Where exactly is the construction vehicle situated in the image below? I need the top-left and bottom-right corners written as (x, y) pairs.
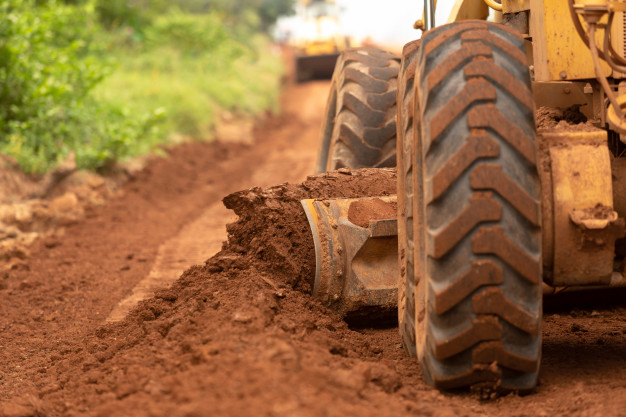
top-left (290, 0), bottom-right (350, 81)
top-left (303, 0), bottom-right (626, 391)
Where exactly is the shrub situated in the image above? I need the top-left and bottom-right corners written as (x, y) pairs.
top-left (95, 0), bottom-right (151, 31)
top-left (94, 13), bottom-right (283, 139)
top-left (145, 12), bottom-right (232, 54)
top-left (0, 0), bottom-right (162, 173)
top-left (0, 1), bottom-right (284, 174)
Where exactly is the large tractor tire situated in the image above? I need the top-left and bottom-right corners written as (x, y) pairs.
top-left (397, 21), bottom-right (542, 391)
top-left (315, 47), bottom-right (400, 173)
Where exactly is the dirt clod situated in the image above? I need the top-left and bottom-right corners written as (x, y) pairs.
top-left (536, 106), bottom-right (596, 131)
top-left (348, 197), bottom-right (397, 228)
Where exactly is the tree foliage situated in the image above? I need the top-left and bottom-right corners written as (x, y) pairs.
top-left (94, 0), bottom-right (295, 32)
top-left (0, 0), bottom-right (162, 173)
top-left (0, 0), bottom-right (286, 173)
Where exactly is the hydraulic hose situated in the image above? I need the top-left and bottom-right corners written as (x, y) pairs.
top-left (568, 0), bottom-right (626, 66)
top-left (588, 23), bottom-right (623, 122)
top-left (603, 12), bottom-right (626, 74)
top-left (484, 0), bottom-right (502, 12)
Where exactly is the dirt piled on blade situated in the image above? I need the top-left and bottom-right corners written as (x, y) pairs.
top-left (221, 168), bottom-right (396, 292)
top-left (29, 168), bottom-right (434, 417)
top-left (536, 106), bottom-right (596, 131)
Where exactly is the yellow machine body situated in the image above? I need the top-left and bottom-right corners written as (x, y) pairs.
top-left (531, 0), bottom-right (614, 81)
top-left (450, 0), bottom-right (625, 81)
top-left (538, 129), bottom-right (625, 286)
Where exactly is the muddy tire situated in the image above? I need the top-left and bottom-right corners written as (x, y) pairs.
top-left (397, 39), bottom-right (421, 358)
top-left (315, 47), bottom-right (400, 173)
top-left (398, 21), bottom-right (542, 390)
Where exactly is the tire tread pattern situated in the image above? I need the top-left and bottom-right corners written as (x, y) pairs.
top-left (400, 21), bottom-right (542, 391)
top-left (320, 47), bottom-right (401, 171)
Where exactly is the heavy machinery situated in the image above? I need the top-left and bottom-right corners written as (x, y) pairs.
top-left (303, 0), bottom-right (626, 391)
top-left (290, 0), bottom-right (350, 81)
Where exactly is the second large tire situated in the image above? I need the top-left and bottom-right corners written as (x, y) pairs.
top-left (398, 21), bottom-right (542, 391)
top-left (315, 47), bottom-right (400, 173)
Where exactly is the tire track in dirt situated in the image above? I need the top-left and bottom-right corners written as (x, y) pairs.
top-left (105, 203), bottom-right (236, 323)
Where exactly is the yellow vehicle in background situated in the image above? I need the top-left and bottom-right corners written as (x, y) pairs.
top-left (290, 0), bottom-right (351, 81)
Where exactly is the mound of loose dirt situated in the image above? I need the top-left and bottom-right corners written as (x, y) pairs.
top-left (347, 198), bottom-right (397, 229)
top-left (536, 106), bottom-right (596, 131)
top-left (222, 168), bottom-right (397, 292)
top-left (26, 168), bottom-right (437, 417)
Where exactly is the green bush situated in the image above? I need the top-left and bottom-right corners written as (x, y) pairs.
top-left (95, 0), bottom-right (151, 31)
top-left (95, 32), bottom-right (282, 139)
top-left (92, 8), bottom-right (283, 139)
top-left (0, 0), bottom-right (162, 173)
top-left (144, 12), bottom-right (236, 55)
top-left (0, 1), bottom-right (285, 174)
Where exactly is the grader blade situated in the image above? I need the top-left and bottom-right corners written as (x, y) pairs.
top-left (301, 196), bottom-right (398, 320)
top-left (295, 53), bottom-right (339, 81)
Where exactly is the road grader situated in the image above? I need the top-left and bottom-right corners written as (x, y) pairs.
top-left (302, 0), bottom-right (626, 391)
top-left (289, 0), bottom-right (351, 81)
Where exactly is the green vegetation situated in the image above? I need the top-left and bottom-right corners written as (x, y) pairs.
top-left (95, 12), bottom-right (283, 139)
top-left (0, 0), bottom-right (291, 173)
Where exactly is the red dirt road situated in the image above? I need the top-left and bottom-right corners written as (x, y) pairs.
top-left (1, 81), bottom-right (626, 417)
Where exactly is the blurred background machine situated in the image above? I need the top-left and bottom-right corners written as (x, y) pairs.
top-left (289, 0), bottom-right (352, 81)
